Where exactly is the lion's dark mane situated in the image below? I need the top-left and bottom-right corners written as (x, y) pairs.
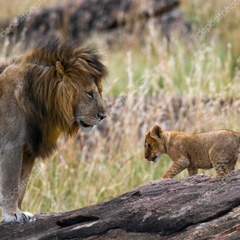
top-left (12, 38), bottom-right (108, 157)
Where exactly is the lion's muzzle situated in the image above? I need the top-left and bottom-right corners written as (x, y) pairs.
top-left (78, 110), bottom-right (107, 129)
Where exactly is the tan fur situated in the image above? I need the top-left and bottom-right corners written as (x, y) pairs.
top-left (0, 39), bottom-right (108, 222)
top-left (145, 125), bottom-right (240, 179)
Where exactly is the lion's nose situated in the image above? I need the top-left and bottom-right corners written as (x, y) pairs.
top-left (98, 112), bottom-right (107, 121)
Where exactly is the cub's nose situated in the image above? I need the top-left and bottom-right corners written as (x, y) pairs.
top-left (98, 112), bottom-right (107, 121)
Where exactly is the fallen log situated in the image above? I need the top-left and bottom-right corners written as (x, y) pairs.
top-left (1, 171), bottom-right (240, 240)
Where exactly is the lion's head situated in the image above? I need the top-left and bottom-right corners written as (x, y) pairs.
top-left (14, 38), bottom-right (108, 156)
top-left (145, 125), bottom-right (165, 163)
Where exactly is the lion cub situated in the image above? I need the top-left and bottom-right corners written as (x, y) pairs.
top-left (145, 125), bottom-right (240, 178)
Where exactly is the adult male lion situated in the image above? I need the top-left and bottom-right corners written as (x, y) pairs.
top-left (0, 39), bottom-right (108, 222)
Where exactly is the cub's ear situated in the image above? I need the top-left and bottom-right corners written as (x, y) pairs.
top-left (151, 125), bottom-right (162, 139)
top-left (56, 61), bottom-right (65, 76)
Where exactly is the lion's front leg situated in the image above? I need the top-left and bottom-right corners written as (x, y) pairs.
top-left (0, 145), bottom-right (36, 223)
top-left (18, 150), bottom-right (35, 210)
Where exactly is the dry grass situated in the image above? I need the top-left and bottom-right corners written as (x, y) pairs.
top-left (0, 0), bottom-right (63, 22)
top-left (1, 0), bottom-right (240, 215)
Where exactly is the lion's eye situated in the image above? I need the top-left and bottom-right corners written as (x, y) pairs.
top-left (147, 144), bottom-right (151, 149)
top-left (87, 92), bottom-right (94, 99)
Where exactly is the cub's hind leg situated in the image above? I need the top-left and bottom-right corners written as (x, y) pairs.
top-left (213, 156), bottom-right (237, 178)
top-left (214, 161), bottom-right (230, 178)
top-left (187, 167), bottom-right (198, 176)
top-left (215, 165), bottom-right (229, 178)
top-left (227, 156), bottom-right (238, 174)
top-left (209, 145), bottom-right (231, 178)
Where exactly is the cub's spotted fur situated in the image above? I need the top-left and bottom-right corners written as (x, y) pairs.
top-left (145, 125), bottom-right (240, 178)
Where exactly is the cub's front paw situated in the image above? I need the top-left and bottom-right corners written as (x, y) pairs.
top-left (160, 178), bottom-right (170, 181)
top-left (161, 176), bottom-right (172, 180)
top-left (4, 212), bottom-right (36, 223)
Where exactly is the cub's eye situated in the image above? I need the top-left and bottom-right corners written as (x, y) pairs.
top-left (147, 144), bottom-right (151, 149)
top-left (87, 92), bottom-right (94, 99)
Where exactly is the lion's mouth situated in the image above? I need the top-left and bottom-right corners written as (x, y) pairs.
top-left (79, 121), bottom-right (93, 128)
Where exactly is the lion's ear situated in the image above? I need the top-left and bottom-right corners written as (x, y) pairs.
top-left (151, 125), bottom-right (162, 139)
top-left (56, 61), bottom-right (65, 75)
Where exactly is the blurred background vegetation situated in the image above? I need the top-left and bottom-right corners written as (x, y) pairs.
top-left (0, 0), bottom-right (240, 216)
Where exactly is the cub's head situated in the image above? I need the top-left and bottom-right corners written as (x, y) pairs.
top-left (145, 125), bottom-right (165, 163)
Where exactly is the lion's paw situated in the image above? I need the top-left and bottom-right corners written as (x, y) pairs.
top-left (4, 212), bottom-right (36, 223)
